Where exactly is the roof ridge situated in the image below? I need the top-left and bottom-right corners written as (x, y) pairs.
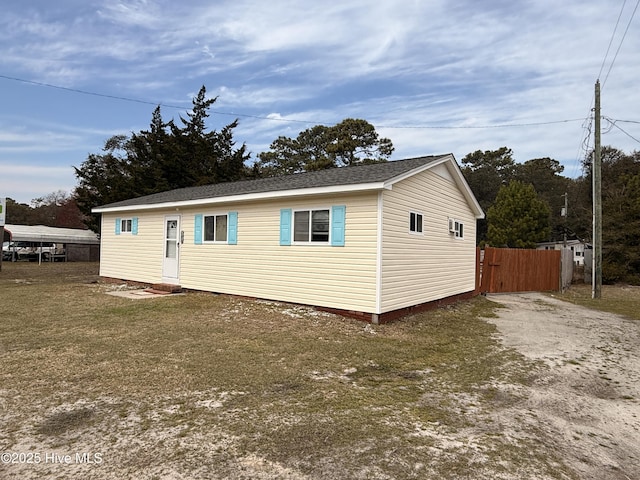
top-left (94, 155), bottom-right (451, 210)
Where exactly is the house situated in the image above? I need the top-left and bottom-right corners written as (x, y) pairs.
top-left (92, 155), bottom-right (484, 323)
top-left (537, 239), bottom-right (589, 266)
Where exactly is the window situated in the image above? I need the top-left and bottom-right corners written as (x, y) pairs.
top-left (121, 218), bottom-right (132, 233)
top-left (115, 217), bottom-right (138, 235)
top-left (280, 206), bottom-right (345, 246)
top-left (194, 212), bottom-right (237, 245)
top-left (204, 214), bottom-right (228, 242)
top-left (410, 212), bottom-right (423, 234)
top-left (294, 209), bottom-right (330, 242)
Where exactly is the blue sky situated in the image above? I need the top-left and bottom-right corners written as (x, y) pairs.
top-left (1, 0), bottom-right (639, 204)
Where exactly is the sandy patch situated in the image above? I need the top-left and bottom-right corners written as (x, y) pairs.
top-left (105, 289), bottom-right (184, 299)
top-left (486, 292), bottom-right (640, 480)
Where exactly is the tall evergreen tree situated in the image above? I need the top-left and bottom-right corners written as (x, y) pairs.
top-left (128, 106), bottom-right (172, 194)
top-left (327, 118), bottom-right (394, 167)
top-left (169, 86), bottom-right (249, 186)
top-left (74, 86), bottom-right (249, 231)
top-left (514, 157), bottom-right (570, 241)
top-left (461, 147), bottom-right (517, 244)
top-left (602, 172), bottom-right (640, 283)
top-left (486, 180), bottom-right (551, 248)
top-left (74, 135), bottom-right (135, 231)
top-left (257, 118), bottom-right (393, 177)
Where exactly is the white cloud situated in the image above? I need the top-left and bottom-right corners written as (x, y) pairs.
top-left (0, 164), bottom-right (77, 204)
top-left (96, 0), bottom-right (163, 28)
top-left (0, 164), bottom-right (73, 176)
top-left (0, 0), bottom-right (638, 203)
top-left (0, 129), bottom-right (82, 153)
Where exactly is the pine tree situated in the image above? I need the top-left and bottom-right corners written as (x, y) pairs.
top-left (486, 180), bottom-right (551, 248)
top-left (257, 118), bottom-right (393, 177)
top-left (74, 86), bottom-right (249, 231)
top-left (461, 147), bottom-right (517, 244)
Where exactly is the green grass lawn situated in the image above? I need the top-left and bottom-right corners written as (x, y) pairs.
top-left (0, 262), bottom-right (574, 479)
top-left (555, 283), bottom-right (640, 320)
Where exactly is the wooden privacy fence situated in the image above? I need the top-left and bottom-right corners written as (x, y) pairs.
top-left (477, 247), bottom-right (561, 294)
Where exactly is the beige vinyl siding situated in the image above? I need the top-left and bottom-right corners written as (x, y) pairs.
top-left (99, 211), bottom-right (168, 283)
top-left (179, 192), bottom-right (379, 312)
top-left (380, 168), bottom-right (477, 312)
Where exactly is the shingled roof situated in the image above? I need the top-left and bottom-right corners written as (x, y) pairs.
top-left (94, 154), bottom-right (482, 214)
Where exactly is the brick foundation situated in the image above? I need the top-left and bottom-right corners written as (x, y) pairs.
top-left (316, 290), bottom-right (477, 324)
top-left (100, 276), bottom-right (476, 323)
top-left (100, 277), bottom-right (152, 289)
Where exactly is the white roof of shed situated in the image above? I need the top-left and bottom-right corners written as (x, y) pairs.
top-left (4, 224), bottom-right (100, 244)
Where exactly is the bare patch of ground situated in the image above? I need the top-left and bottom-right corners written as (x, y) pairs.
top-left (1, 263), bottom-right (638, 479)
top-left (486, 292), bottom-right (640, 480)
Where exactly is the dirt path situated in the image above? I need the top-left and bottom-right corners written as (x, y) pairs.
top-left (486, 292), bottom-right (640, 480)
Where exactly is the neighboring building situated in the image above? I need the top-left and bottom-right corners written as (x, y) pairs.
top-left (2, 224), bottom-right (100, 262)
top-left (537, 239), bottom-right (589, 266)
top-left (93, 155), bottom-right (484, 323)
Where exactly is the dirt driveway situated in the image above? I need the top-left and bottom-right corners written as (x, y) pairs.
top-left (487, 292), bottom-right (640, 480)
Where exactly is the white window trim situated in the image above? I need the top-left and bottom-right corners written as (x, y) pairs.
top-left (292, 207), bottom-right (331, 244)
top-left (409, 211), bottom-right (424, 235)
top-left (120, 218), bottom-right (133, 234)
top-left (202, 213), bottom-right (229, 244)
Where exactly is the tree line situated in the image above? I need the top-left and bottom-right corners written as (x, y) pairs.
top-left (5, 85), bottom-right (639, 284)
top-left (3, 191), bottom-right (85, 230)
top-left (461, 146), bottom-right (640, 284)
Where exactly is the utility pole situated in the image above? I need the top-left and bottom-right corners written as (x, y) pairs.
top-left (561, 192), bottom-right (568, 248)
top-left (593, 80), bottom-right (602, 299)
top-left (560, 192), bottom-right (568, 293)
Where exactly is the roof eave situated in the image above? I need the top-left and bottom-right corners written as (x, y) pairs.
top-left (383, 154), bottom-right (485, 219)
top-left (92, 182), bottom-right (387, 214)
top-left (383, 154), bottom-right (452, 187)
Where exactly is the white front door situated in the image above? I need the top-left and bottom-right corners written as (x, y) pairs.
top-left (162, 215), bottom-right (181, 283)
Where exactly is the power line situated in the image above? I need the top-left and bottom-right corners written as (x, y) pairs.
top-left (0, 73), bottom-right (585, 131)
top-left (0, 73), bottom-right (321, 124)
top-left (578, 0), bottom-right (639, 176)
top-left (613, 119), bottom-right (640, 124)
top-left (573, 114), bottom-right (594, 176)
top-left (376, 118), bottom-right (584, 129)
top-left (0, 74), bottom-right (188, 110)
top-left (602, 0), bottom-right (640, 90)
top-left (597, 0), bottom-right (628, 81)
top-left (604, 116), bottom-right (640, 143)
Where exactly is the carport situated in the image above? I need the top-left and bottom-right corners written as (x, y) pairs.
top-left (2, 224), bottom-right (99, 263)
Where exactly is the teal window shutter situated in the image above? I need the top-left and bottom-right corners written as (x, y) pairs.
top-left (194, 214), bottom-right (203, 245)
top-left (115, 218), bottom-right (121, 235)
top-left (331, 205), bottom-right (346, 246)
top-left (132, 217), bottom-right (139, 235)
top-left (228, 211), bottom-right (238, 245)
top-left (280, 209), bottom-right (292, 246)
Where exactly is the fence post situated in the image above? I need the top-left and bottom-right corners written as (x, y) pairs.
top-left (475, 247), bottom-right (481, 295)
